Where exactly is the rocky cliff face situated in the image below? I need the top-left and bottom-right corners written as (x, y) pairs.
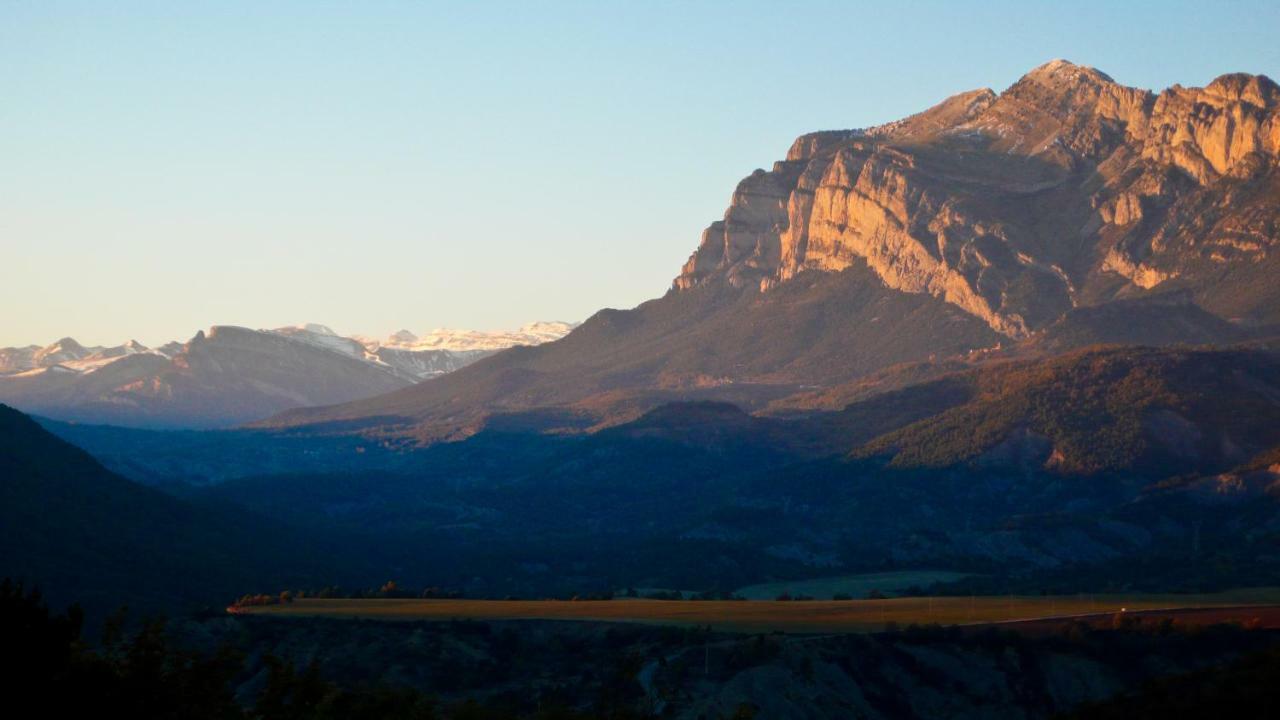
top-left (675, 60), bottom-right (1280, 337)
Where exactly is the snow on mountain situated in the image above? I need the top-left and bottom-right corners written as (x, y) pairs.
top-left (370, 321), bottom-right (578, 352)
top-left (388, 329), bottom-right (419, 345)
top-left (0, 337), bottom-right (161, 374)
top-left (32, 337), bottom-right (93, 366)
top-left (271, 324), bottom-right (369, 360)
top-left (366, 346), bottom-right (492, 381)
top-left (271, 320), bottom-right (574, 380)
top-left (63, 340), bottom-right (155, 373)
top-left (0, 346), bottom-right (39, 374)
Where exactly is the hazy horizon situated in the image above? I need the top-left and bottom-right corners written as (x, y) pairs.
top-left (4, 0), bottom-right (1278, 347)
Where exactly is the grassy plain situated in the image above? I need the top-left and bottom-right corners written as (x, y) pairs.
top-left (234, 588), bottom-right (1280, 634)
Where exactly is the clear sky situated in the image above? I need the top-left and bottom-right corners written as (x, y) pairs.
top-left (3, 1), bottom-right (1278, 347)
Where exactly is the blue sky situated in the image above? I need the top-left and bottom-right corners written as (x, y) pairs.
top-left (3, 1), bottom-right (1278, 346)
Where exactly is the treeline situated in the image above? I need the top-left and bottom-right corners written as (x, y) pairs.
top-left (621, 588), bottom-right (745, 601)
top-left (4, 580), bottom-right (645, 719)
top-left (233, 584), bottom-right (758, 607)
top-left (231, 581), bottom-right (468, 608)
top-left (231, 584), bottom-right (926, 604)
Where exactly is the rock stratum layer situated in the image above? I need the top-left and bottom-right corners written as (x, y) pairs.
top-left (675, 60), bottom-right (1280, 338)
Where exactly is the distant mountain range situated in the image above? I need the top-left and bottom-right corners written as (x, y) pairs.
top-left (260, 60), bottom-right (1280, 442)
top-left (0, 321), bottom-right (574, 428)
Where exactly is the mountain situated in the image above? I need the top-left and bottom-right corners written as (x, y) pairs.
top-left (0, 321), bottom-right (573, 428)
top-left (262, 61), bottom-right (1280, 441)
top-left (674, 60), bottom-right (1280, 334)
top-left (363, 321), bottom-right (579, 352)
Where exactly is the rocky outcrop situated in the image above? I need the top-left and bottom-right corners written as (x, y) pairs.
top-left (675, 60), bottom-right (1280, 336)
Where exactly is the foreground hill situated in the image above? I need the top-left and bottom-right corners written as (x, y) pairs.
top-left (0, 404), bottom-right (389, 612)
top-left (262, 61), bottom-right (1280, 441)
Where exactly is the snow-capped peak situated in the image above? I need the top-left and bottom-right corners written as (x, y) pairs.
top-left (275, 322), bottom-right (339, 336)
top-left (375, 321), bottom-right (577, 352)
top-left (389, 329), bottom-right (419, 345)
top-left (269, 324), bottom-right (365, 359)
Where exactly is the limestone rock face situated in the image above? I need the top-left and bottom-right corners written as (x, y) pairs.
top-left (675, 60), bottom-right (1280, 336)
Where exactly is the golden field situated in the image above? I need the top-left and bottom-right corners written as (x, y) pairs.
top-left (233, 589), bottom-right (1280, 634)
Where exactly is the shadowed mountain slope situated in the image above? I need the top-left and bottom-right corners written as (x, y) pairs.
top-left (0, 404), bottom-right (383, 612)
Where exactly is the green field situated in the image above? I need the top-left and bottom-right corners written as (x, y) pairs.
top-left (733, 571), bottom-right (974, 600)
top-left (234, 588), bottom-right (1280, 634)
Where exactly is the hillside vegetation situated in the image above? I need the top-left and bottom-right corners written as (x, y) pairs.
top-left (854, 346), bottom-right (1280, 475)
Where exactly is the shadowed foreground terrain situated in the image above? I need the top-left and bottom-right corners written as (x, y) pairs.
top-left (16, 577), bottom-right (1279, 720)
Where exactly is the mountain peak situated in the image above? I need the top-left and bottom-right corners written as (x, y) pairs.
top-left (389, 329), bottom-right (419, 345)
top-left (31, 337), bottom-right (92, 366)
top-left (47, 337), bottom-right (85, 352)
top-left (299, 323), bottom-right (338, 336)
top-left (1020, 58), bottom-right (1115, 86)
top-left (1204, 72), bottom-right (1280, 107)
